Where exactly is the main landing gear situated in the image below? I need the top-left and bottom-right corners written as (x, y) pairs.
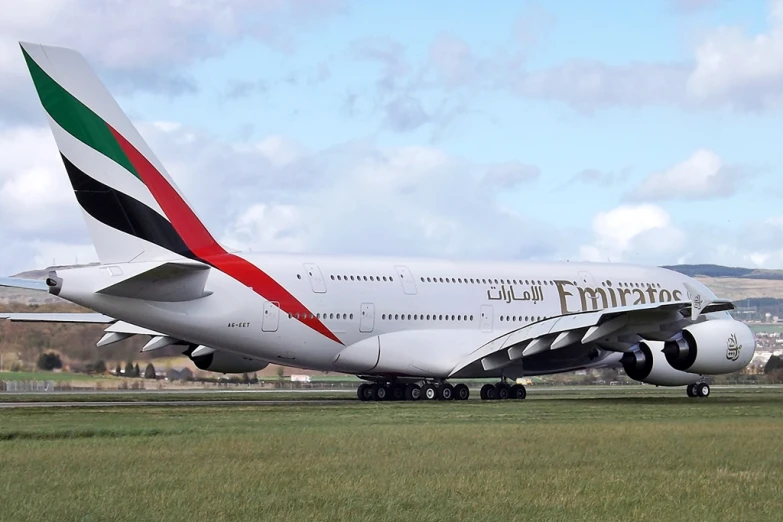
top-left (357, 381), bottom-right (471, 402)
top-left (686, 382), bottom-right (710, 398)
top-left (479, 381), bottom-right (527, 401)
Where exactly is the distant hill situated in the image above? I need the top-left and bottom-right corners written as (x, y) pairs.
top-left (663, 264), bottom-right (783, 280)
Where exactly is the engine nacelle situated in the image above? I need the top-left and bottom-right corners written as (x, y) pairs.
top-left (187, 349), bottom-right (269, 374)
top-left (621, 341), bottom-right (701, 386)
top-left (663, 319), bottom-right (754, 375)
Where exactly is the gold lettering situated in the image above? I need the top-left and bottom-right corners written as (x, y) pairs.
top-left (632, 289), bottom-right (646, 305)
top-left (554, 280), bottom-right (576, 314)
top-left (645, 286), bottom-right (657, 303)
top-left (672, 289), bottom-right (682, 301)
top-left (659, 289), bottom-right (672, 302)
top-left (618, 288), bottom-right (631, 306)
top-left (578, 286), bottom-right (609, 311)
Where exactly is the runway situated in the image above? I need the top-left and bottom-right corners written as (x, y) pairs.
top-left (0, 399), bottom-right (353, 408)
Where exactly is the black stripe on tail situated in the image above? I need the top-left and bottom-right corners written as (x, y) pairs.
top-left (61, 153), bottom-right (198, 261)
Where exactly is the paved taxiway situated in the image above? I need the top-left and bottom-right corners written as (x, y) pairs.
top-left (0, 399), bottom-right (352, 408)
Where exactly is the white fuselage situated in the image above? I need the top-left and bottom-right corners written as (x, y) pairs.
top-left (54, 253), bottom-right (719, 377)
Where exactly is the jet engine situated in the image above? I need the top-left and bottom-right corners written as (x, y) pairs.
top-left (621, 341), bottom-right (701, 386)
top-left (663, 319), bottom-right (755, 375)
top-left (185, 348), bottom-right (269, 374)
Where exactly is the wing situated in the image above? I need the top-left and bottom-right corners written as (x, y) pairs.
top-left (0, 312), bottom-right (115, 323)
top-left (0, 277), bottom-right (49, 292)
top-left (449, 298), bottom-right (734, 377)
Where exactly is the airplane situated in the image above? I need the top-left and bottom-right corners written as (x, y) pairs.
top-left (0, 42), bottom-right (755, 402)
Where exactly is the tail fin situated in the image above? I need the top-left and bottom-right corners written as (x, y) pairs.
top-left (20, 42), bottom-right (222, 265)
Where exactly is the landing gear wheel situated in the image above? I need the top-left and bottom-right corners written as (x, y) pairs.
top-left (495, 383), bottom-right (509, 400)
top-left (509, 384), bottom-right (527, 400)
top-left (357, 383), bottom-right (371, 401)
top-left (371, 384), bottom-right (385, 401)
top-left (391, 384), bottom-right (405, 401)
top-left (422, 384), bottom-right (439, 401)
top-left (438, 383), bottom-right (454, 401)
top-left (696, 383), bottom-right (710, 398)
top-left (480, 383), bottom-right (494, 400)
top-left (686, 384), bottom-right (697, 398)
top-left (405, 383), bottom-right (421, 401)
top-left (454, 383), bottom-right (470, 401)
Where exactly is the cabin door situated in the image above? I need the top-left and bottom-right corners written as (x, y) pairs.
top-left (262, 301), bottom-right (280, 332)
top-left (480, 305), bottom-right (493, 332)
top-left (360, 303), bottom-right (375, 333)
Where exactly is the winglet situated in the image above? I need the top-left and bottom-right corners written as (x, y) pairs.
top-left (684, 282), bottom-right (710, 321)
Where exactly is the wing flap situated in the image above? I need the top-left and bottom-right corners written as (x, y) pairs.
top-left (449, 295), bottom-right (734, 377)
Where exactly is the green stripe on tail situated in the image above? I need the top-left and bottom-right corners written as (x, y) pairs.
top-left (21, 47), bottom-right (140, 181)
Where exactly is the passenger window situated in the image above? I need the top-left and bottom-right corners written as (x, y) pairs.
top-left (330, 275), bottom-right (335, 280)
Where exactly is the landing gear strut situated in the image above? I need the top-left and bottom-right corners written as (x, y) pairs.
top-left (686, 382), bottom-right (710, 398)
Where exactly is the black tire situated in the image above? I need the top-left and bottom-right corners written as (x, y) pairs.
top-left (686, 384), bottom-right (697, 398)
top-left (454, 383), bottom-right (470, 401)
top-left (495, 383), bottom-right (509, 400)
top-left (405, 383), bottom-right (421, 401)
top-left (510, 384), bottom-right (526, 400)
top-left (357, 383), bottom-right (371, 401)
top-left (376, 385), bottom-right (389, 401)
top-left (391, 384), bottom-right (405, 401)
top-left (438, 384), bottom-right (454, 401)
top-left (422, 384), bottom-right (438, 401)
top-left (697, 383), bottom-right (710, 398)
top-left (369, 384), bottom-right (381, 401)
top-left (480, 383), bottom-right (494, 400)
top-left (485, 385), bottom-right (498, 400)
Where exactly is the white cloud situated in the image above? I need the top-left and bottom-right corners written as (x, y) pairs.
top-left (628, 149), bottom-right (749, 201)
top-left (0, 0), bottom-right (345, 120)
top-left (687, 0), bottom-right (783, 109)
top-left (579, 204), bottom-right (686, 263)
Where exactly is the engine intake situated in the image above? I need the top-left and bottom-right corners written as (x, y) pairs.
top-left (621, 341), bottom-right (700, 386)
top-left (662, 319), bottom-right (754, 375)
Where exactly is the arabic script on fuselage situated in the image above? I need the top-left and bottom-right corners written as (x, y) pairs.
top-left (486, 280), bottom-right (684, 315)
top-left (486, 284), bottom-right (544, 303)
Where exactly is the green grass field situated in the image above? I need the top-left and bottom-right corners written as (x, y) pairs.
top-left (1, 386), bottom-right (782, 522)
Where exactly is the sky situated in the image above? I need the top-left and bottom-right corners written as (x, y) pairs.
top-left (1, 0), bottom-right (783, 275)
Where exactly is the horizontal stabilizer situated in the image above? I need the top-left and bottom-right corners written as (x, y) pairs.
top-left (97, 261), bottom-right (211, 302)
top-left (0, 277), bottom-right (48, 292)
top-left (0, 312), bottom-right (114, 323)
